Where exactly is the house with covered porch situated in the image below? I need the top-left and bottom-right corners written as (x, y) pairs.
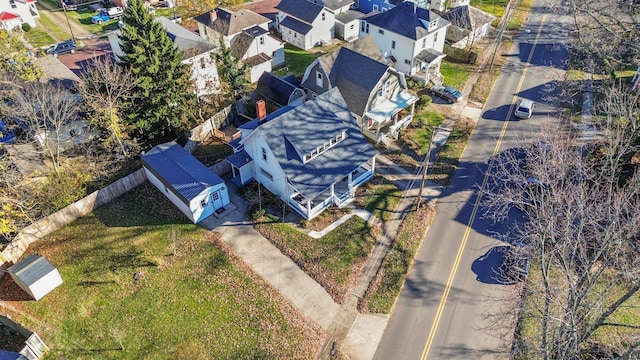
top-left (301, 38), bottom-right (418, 145)
top-left (226, 88), bottom-right (378, 219)
top-left (359, 1), bottom-right (450, 84)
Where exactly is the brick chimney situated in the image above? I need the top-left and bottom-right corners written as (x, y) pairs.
top-left (256, 100), bottom-right (267, 122)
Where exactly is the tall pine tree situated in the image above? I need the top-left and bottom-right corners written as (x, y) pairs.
top-left (117, 0), bottom-right (197, 139)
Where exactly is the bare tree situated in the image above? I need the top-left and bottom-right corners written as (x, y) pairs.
top-left (79, 57), bottom-right (135, 158)
top-left (482, 86), bottom-right (640, 359)
top-left (10, 81), bottom-right (81, 175)
top-left (568, 0), bottom-right (640, 74)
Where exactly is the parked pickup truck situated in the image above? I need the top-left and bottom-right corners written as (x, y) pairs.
top-left (91, 7), bottom-right (124, 24)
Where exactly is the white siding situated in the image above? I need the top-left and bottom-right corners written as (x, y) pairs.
top-left (243, 134), bottom-right (290, 198)
top-left (144, 167), bottom-right (195, 222)
top-left (31, 270), bottom-right (63, 301)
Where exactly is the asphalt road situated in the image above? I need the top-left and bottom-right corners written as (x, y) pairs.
top-left (373, 0), bottom-right (572, 359)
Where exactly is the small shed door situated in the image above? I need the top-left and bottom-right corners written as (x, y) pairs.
top-left (211, 190), bottom-right (223, 210)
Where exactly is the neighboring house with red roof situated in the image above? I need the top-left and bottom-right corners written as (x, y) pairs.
top-left (0, 0), bottom-right (39, 31)
top-left (194, 7), bottom-right (285, 83)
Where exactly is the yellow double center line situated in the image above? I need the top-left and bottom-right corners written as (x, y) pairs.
top-left (420, 14), bottom-right (547, 360)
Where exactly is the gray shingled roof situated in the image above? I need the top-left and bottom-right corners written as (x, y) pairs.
top-left (335, 9), bottom-right (365, 24)
top-left (279, 15), bottom-right (313, 34)
top-left (321, 0), bottom-right (353, 11)
top-left (193, 8), bottom-right (269, 36)
top-left (156, 16), bottom-right (215, 56)
top-left (230, 31), bottom-right (254, 58)
top-left (440, 5), bottom-right (495, 31)
top-left (365, 1), bottom-right (446, 40)
top-left (257, 72), bottom-right (303, 107)
top-left (253, 88), bottom-right (378, 199)
top-left (275, 0), bottom-right (323, 24)
top-left (314, 35), bottom-right (382, 77)
top-left (8, 254), bottom-right (57, 287)
top-left (329, 48), bottom-right (389, 116)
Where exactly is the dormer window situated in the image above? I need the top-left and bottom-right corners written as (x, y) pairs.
top-left (303, 132), bottom-right (346, 163)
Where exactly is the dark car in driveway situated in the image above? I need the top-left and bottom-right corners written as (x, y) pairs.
top-left (46, 40), bottom-right (77, 57)
top-left (430, 85), bottom-right (463, 103)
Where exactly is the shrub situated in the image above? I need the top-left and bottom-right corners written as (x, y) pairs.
top-left (251, 207), bottom-right (266, 220)
top-left (416, 94), bottom-right (432, 110)
top-left (21, 23), bottom-right (31, 32)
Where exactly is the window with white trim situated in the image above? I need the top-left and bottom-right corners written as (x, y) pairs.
top-left (303, 132), bottom-right (346, 163)
top-left (316, 71), bottom-right (323, 87)
top-left (405, 59), bottom-right (411, 65)
top-left (373, 4), bottom-right (378, 11)
top-left (391, 40), bottom-right (395, 49)
top-left (262, 147), bottom-right (267, 161)
top-left (201, 198), bottom-right (207, 208)
top-left (434, 32), bottom-right (438, 42)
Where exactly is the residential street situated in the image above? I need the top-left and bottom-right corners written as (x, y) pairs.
top-left (374, 0), bottom-right (572, 358)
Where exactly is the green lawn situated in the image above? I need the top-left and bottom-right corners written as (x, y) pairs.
top-left (277, 44), bottom-right (319, 78)
top-left (361, 206), bottom-right (432, 313)
top-left (440, 61), bottom-right (472, 91)
top-left (355, 176), bottom-right (402, 222)
top-left (69, 6), bottom-right (121, 33)
top-left (470, 0), bottom-right (509, 18)
top-left (429, 121), bottom-right (472, 187)
top-left (254, 215), bottom-right (378, 303)
top-left (8, 183), bottom-right (322, 359)
top-left (34, 9), bottom-right (71, 44)
top-left (23, 28), bottom-right (56, 49)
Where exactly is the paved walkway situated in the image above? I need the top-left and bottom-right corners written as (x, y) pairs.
top-left (200, 152), bottom-right (443, 360)
top-left (308, 209), bottom-right (373, 239)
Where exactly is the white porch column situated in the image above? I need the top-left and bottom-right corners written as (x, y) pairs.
top-left (306, 200), bottom-right (311, 217)
top-left (371, 156), bottom-right (376, 173)
top-left (331, 183), bottom-right (335, 198)
top-left (410, 101), bottom-right (415, 116)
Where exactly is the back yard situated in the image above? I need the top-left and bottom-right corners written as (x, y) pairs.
top-left (0, 183), bottom-right (322, 359)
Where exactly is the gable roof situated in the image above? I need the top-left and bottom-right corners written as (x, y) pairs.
top-left (275, 0), bottom-right (324, 24)
top-left (440, 5), bottom-right (495, 31)
top-left (254, 88), bottom-right (378, 199)
top-left (257, 72), bottom-right (303, 107)
top-left (141, 141), bottom-right (224, 204)
top-left (8, 254), bottom-right (57, 288)
top-left (311, 36), bottom-right (382, 82)
top-left (230, 25), bottom-right (270, 58)
top-left (328, 48), bottom-right (389, 116)
top-left (321, 0), bottom-right (353, 11)
top-left (0, 12), bottom-right (19, 21)
top-left (193, 8), bottom-right (269, 36)
top-left (365, 1), bottom-right (441, 40)
top-left (156, 16), bottom-right (216, 57)
top-left (279, 16), bottom-right (313, 34)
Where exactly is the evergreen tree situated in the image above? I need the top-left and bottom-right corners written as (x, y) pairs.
top-left (214, 39), bottom-right (248, 99)
top-left (117, 0), bottom-right (197, 139)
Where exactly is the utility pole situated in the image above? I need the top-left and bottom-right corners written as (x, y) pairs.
top-left (416, 126), bottom-right (451, 210)
top-left (61, 5), bottom-right (76, 42)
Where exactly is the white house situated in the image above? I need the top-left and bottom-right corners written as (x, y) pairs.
top-left (8, 254), bottom-right (63, 301)
top-left (301, 37), bottom-right (418, 145)
top-left (0, 0), bottom-right (39, 31)
top-left (226, 88), bottom-right (378, 219)
top-left (276, 0), bottom-right (335, 50)
top-left (360, 1), bottom-right (450, 84)
top-left (108, 17), bottom-right (220, 97)
top-left (142, 141), bottom-right (230, 224)
top-left (439, 5), bottom-right (495, 49)
top-left (194, 8), bottom-right (285, 82)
